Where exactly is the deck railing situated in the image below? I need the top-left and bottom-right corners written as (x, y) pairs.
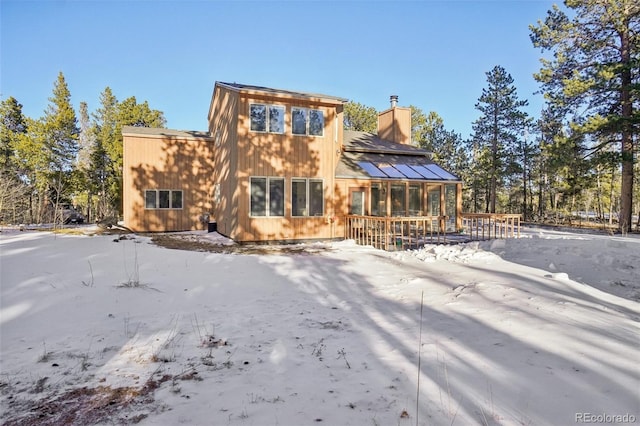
top-left (345, 215), bottom-right (447, 251)
top-left (345, 213), bottom-right (521, 251)
top-left (461, 213), bottom-right (521, 240)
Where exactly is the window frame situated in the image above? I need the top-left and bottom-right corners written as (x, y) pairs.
top-left (291, 107), bottom-right (324, 137)
top-left (292, 178), bottom-right (324, 217)
top-left (144, 189), bottom-right (183, 210)
top-left (250, 103), bottom-right (285, 134)
top-left (249, 177), bottom-right (285, 217)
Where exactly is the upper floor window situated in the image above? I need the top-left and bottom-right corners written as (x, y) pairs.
top-left (250, 104), bottom-right (285, 134)
top-left (145, 190), bottom-right (183, 209)
top-left (292, 107), bottom-right (324, 136)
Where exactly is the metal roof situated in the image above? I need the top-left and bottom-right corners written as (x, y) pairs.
top-left (121, 126), bottom-right (212, 139)
top-left (216, 82), bottom-right (348, 104)
top-left (343, 130), bottom-right (430, 155)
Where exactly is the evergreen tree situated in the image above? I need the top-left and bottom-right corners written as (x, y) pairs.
top-left (0, 97), bottom-right (27, 172)
top-left (410, 105), bottom-right (428, 145)
top-left (76, 101), bottom-right (95, 220)
top-left (414, 110), bottom-right (468, 180)
top-left (77, 102), bottom-right (93, 171)
top-left (41, 72), bottom-right (79, 224)
top-left (0, 97), bottom-right (28, 223)
top-left (110, 95), bottom-right (165, 214)
top-left (92, 87), bottom-right (119, 218)
top-left (16, 117), bottom-right (50, 222)
top-left (343, 101), bottom-right (377, 133)
top-left (530, 0), bottom-right (639, 232)
top-left (44, 72), bottom-right (78, 171)
top-left (470, 66), bottom-right (530, 213)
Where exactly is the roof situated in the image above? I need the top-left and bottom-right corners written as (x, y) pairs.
top-left (216, 81), bottom-right (348, 104)
top-left (122, 126), bottom-right (212, 140)
top-left (338, 131), bottom-right (460, 182)
top-left (344, 130), bottom-right (430, 155)
top-left (336, 151), bottom-right (461, 181)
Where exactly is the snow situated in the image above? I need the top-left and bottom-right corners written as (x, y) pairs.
top-left (1, 226), bottom-right (638, 425)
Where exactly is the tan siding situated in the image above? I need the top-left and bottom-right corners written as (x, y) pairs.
top-left (209, 86), bottom-right (239, 238)
top-left (123, 133), bottom-right (215, 232)
top-left (221, 91), bottom-right (343, 242)
top-left (378, 107), bottom-right (412, 145)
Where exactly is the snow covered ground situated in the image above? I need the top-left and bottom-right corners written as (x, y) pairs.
top-left (1, 227), bottom-right (638, 425)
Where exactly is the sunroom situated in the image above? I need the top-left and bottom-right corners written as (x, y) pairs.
top-left (336, 130), bottom-right (463, 249)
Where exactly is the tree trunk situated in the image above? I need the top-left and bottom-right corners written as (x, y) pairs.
top-left (619, 25), bottom-right (634, 233)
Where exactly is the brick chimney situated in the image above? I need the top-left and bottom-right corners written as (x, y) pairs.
top-left (378, 95), bottom-right (411, 145)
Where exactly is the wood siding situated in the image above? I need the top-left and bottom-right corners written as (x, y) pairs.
top-left (378, 106), bottom-right (412, 145)
top-left (208, 86), bottom-right (239, 238)
top-left (209, 85), bottom-right (345, 242)
top-left (123, 132), bottom-right (215, 232)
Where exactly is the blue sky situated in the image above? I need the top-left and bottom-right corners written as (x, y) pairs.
top-left (1, 0), bottom-right (556, 138)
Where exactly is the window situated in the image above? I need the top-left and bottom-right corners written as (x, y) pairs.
top-left (408, 184), bottom-right (422, 216)
top-left (391, 184), bottom-right (405, 216)
top-left (371, 183), bottom-right (386, 216)
top-left (350, 189), bottom-right (365, 215)
top-left (269, 106), bottom-right (285, 133)
top-left (250, 177), bottom-right (285, 217)
top-left (250, 104), bottom-right (285, 134)
top-left (292, 178), bottom-right (324, 216)
top-left (292, 107), bottom-right (324, 136)
top-left (428, 186), bottom-right (441, 216)
top-left (292, 108), bottom-right (307, 135)
top-left (145, 190), bottom-right (183, 209)
top-left (445, 184), bottom-right (457, 231)
top-left (309, 109), bottom-right (324, 136)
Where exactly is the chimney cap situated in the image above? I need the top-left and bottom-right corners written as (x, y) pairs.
top-left (390, 95), bottom-right (398, 108)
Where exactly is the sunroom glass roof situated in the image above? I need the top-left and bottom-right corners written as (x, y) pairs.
top-left (357, 161), bottom-right (458, 181)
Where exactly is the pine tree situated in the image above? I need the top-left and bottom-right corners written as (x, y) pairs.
top-left (414, 110), bottom-right (468, 180)
top-left (0, 97), bottom-right (27, 172)
top-left (44, 72), bottom-right (78, 171)
top-left (0, 97), bottom-right (29, 223)
top-left (92, 87), bottom-right (119, 219)
top-left (343, 101), bottom-right (378, 133)
top-left (530, 0), bottom-right (639, 232)
top-left (470, 66), bottom-right (530, 213)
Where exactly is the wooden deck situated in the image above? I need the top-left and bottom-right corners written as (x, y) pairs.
top-left (345, 213), bottom-right (521, 251)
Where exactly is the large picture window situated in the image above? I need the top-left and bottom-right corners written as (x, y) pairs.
top-left (145, 190), bottom-right (183, 209)
top-left (250, 104), bottom-right (285, 134)
top-left (292, 107), bottom-right (324, 136)
top-left (292, 178), bottom-right (324, 216)
top-left (250, 177), bottom-right (285, 217)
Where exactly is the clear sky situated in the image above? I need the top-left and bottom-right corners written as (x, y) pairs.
top-left (1, 0), bottom-right (556, 138)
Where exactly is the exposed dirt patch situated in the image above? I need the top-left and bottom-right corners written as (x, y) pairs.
top-left (148, 233), bottom-right (332, 255)
top-left (1, 369), bottom-right (206, 426)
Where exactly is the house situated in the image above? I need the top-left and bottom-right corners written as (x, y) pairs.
top-left (122, 82), bottom-right (463, 243)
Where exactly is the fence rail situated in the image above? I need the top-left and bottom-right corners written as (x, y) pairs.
top-left (461, 213), bottom-right (521, 240)
top-left (345, 213), bottom-right (521, 251)
top-left (345, 215), bottom-right (447, 251)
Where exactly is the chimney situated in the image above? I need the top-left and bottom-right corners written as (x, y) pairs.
top-left (378, 95), bottom-right (411, 145)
